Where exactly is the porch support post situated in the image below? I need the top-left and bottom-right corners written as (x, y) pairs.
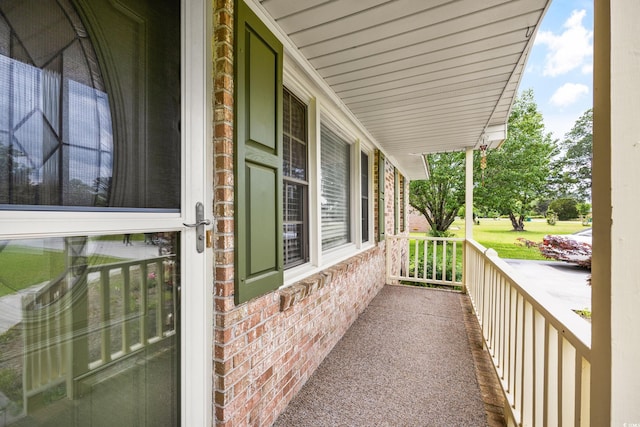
top-left (464, 146), bottom-right (473, 240)
top-left (592, 1), bottom-right (640, 424)
top-left (462, 146), bottom-right (473, 294)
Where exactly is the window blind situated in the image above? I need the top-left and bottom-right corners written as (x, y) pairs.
top-left (320, 123), bottom-right (350, 250)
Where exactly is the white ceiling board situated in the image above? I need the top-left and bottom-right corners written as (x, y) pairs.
top-left (324, 31), bottom-right (527, 86)
top-left (283, 0), bottom-right (454, 47)
top-left (338, 63), bottom-right (516, 103)
top-left (305, 10), bottom-right (542, 71)
top-left (348, 76), bottom-right (511, 112)
top-left (256, 0), bottom-right (551, 179)
top-left (330, 46), bottom-right (527, 94)
top-left (259, 0), bottom-right (334, 20)
top-left (332, 54), bottom-right (522, 98)
top-left (273, 0), bottom-right (391, 34)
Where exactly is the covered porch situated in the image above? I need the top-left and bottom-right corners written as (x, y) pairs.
top-left (275, 236), bottom-right (591, 426)
top-left (275, 284), bottom-right (504, 426)
top-left (210, 1), bottom-right (640, 425)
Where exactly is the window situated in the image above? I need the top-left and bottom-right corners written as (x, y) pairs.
top-left (321, 123), bottom-right (350, 250)
top-left (361, 151), bottom-right (369, 242)
top-left (283, 89), bottom-right (309, 268)
top-left (0, 0), bottom-right (180, 210)
top-left (399, 174), bottom-right (406, 232)
top-left (394, 168), bottom-right (399, 234)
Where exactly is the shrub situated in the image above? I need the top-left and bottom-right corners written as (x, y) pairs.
top-left (548, 198), bottom-right (579, 221)
top-left (539, 234), bottom-right (591, 269)
top-left (408, 244), bottom-right (463, 283)
top-left (409, 256), bottom-right (462, 283)
top-left (428, 229), bottom-right (454, 238)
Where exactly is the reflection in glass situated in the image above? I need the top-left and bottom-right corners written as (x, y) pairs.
top-left (0, 0), bottom-right (180, 210)
top-left (0, 233), bottom-right (179, 426)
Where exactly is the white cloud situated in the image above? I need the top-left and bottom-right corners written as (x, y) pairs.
top-left (549, 83), bottom-right (589, 108)
top-left (581, 63), bottom-right (593, 74)
top-left (534, 9), bottom-right (593, 77)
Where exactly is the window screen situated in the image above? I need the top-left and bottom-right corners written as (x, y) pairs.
top-left (283, 89), bottom-right (308, 267)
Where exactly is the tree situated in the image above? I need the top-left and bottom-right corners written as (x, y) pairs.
top-left (409, 151), bottom-right (465, 236)
top-left (577, 202), bottom-right (592, 225)
top-left (548, 197), bottom-right (578, 220)
top-left (553, 108), bottom-right (593, 201)
top-left (474, 89), bottom-right (556, 231)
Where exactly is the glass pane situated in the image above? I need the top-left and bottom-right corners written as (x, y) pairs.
top-left (290, 140), bottom-right (307, 180)
top-left (0, 232), bottom-right (179, 426)
top-left (0, 0), bottom-right (180, 210)
top-left (283, 135), bottom-right (291, 177)
top-left (283, 223), bottom-right (303, 265)
top-left (290, 98), bottom-right (306, 142)
top-left (284, 182), bottom-right (303, 222)
top-left (321, 124), bottom-right (350, 250)
top-left (361, 151), bottom-right (369, 242)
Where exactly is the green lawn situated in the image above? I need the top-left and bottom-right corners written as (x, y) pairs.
top-left (413, 219), bottom-right (588, 260)
top-left (0, 245), bottom-right (125, 297)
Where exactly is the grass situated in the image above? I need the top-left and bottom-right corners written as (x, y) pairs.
top-left (413, 218), bottom-right (588, 260)
top-left (0, 243), bottom-right (125, 297)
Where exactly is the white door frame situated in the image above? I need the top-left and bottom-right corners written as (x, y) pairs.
top-left (181, 0), bottom-right (213, 425)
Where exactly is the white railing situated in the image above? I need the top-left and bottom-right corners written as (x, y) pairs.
top-left (386, 235), bottom-right (464, 289)
top-left (465, 239), bottom-right (591, 427)
top-left (22, 255), bottom-right (176, 406)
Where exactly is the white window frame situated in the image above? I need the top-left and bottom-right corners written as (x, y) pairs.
top-left (359, 144), bottom-right (375, 249)
top-left (281, 61), bottom-right (376, 286)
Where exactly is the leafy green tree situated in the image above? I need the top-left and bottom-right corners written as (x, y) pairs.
top-left (409, 151), bottom-right (465, 236)
top-left (553, 108), bottom-right (592, 201)
top-left (548, 197), bottom-right (578, 220)
top-left (474, 89), bottom-right (556, 231)
top-left (577, 202), bottom-right (592, 225)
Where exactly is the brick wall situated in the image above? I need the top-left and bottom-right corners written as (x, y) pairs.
top-left (214, 249), bottom-right (386, 426)
top-left (212, 2), bottom-right (389, 425)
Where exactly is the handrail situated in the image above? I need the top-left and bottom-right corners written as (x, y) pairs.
top-left (465, 239), bottom-right (591, 426)
top-left (22, 255), bottom-right (177, 405)
top-left (386, 235), bottom-right (464, 289)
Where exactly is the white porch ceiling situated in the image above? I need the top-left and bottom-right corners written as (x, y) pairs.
top-left (257, 0), bottom-right (551, 179)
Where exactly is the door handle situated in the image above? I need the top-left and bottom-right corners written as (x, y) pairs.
top-left (183, 219), bottom-right (211, 228)
top-left (183, 202), bottom-right (210, 253)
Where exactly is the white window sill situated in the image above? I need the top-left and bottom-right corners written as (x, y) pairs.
top-left (282, 241), bottom-right (376, 288)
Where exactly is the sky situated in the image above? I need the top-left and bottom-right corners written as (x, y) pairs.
top-left (518, 0), bottom-right (594, 142)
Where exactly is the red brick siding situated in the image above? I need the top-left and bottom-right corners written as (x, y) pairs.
top-left (214, 249), bottom-right (385, 426)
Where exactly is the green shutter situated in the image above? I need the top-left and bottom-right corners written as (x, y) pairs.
top-left (235, 0), bottom-right (283, 304)
top-left (378, 150), bottom-right (386, 241)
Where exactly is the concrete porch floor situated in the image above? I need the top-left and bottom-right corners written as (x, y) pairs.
top-left (274, 285), bottom-right (506, 426)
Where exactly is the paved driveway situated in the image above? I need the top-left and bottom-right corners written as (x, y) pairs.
top-left (504, 259), bottom-right (591, 312)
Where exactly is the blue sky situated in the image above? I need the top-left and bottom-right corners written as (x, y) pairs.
top-left (519, 0), bottom-right (593, 142)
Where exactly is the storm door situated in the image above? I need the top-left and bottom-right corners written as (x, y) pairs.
top-left (0, 0), bottom-right (209, 426)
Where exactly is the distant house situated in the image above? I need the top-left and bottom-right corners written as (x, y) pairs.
top-left (408, 207), bottom-right (431, 233)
